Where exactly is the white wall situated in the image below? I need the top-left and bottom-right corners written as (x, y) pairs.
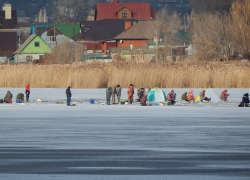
top-left (14, 54), bottom-right (44, 63)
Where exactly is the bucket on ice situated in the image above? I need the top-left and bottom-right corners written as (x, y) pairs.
top-left (120, 100), bottom-right (125, 105)
top-left (90, 99), bottom-right (95, 104)
top-left (16, 99), bottom-right (20, 103)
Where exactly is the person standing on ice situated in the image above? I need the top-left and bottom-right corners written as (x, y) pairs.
top-left (25, 83), bottom-right (30, 102)
top-left (66, 86), bottom-right (71, 106)
top-left (137, 86), bottom-right (145, 102)
top-left (199, 90), bottom-right (211, 102)
top-left (187, 89), bottom-right (195, 103)
top-left (220, 89), bottom-right (229, 101)
top-left (112, 85), bottom-right (117, 104)
top-left (106, 87), bottom-right (112, 105)
top-left (127, 84), bottom-right (134, 104)
top-left (116, 85), bottom-right (121, 104)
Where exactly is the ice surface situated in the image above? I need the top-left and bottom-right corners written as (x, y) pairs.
top-left (0, 88), bottom-right (249, 179)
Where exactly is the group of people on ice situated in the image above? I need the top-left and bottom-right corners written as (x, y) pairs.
top-left (106, 86), bottom-right (249, 107)
top-left (0, 84), bottom-right (30, 104)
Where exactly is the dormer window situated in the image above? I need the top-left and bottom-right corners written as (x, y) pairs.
top-left (122, 11), bottom-right (127, 18)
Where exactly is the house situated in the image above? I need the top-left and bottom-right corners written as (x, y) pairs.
top-left (73, 19), bottom-right (137, 54)
top-left (50, 24), bottom-right (81, 38)
top-left (0, 4), bottom-right (18, 63)
top-left (37, 26), bottom-right (79, 49)
top-left (114, 20), bottom-right (156, 48)
top-left (95, 0), bottom-right (155, 20)
top-left (14, 34), bottom-right (52, 63)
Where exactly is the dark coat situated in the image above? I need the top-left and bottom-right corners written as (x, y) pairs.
top-left (181, 92), bottom-right (187, 101)
top-left (66, 88), bottom-right (71, 97)
top-left (4, 91), bottom-right (13, 101)
top-left (112, 86), bottom-right (117, 95)
top-left (106, 87), bottom-right (112, 98)
top-left (116, 86), bottom-right (121, 96)
top-left (242, 93), bottom-right (249, 103)
top-left (16, 93), bottom-right (24, 101)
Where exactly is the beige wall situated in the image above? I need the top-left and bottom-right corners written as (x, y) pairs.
top-left (15, 54), bottom-right (44, 63)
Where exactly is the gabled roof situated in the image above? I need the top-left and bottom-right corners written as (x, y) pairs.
top-left (81, 19), bottom-right (138, 41)
top-left (114, 20), bottom-right (157, 40)
top-left (96, 3), bottom-right (154, 20)
top-left (50, 24), bottom-right (80, 38)
top-left (0, 10), bottom-right (17, 29)
top-left (15, 34), bottom-right (37, 54)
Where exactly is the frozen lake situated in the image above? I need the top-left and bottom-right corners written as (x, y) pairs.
top-left (0, 88), bottom-right (250, 180)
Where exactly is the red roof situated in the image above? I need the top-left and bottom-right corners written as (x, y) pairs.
top-left (96, 3), bottom-right (154, 20)
top-left (85, 42), bottom-right (116, 50)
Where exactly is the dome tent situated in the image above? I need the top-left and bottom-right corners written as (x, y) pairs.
top-left (147, 88), bottom-right (166, 103)
top-left (195, 88), bottom-right (221, 102)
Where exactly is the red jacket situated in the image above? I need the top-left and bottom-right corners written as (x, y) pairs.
top-left (127, 86), bottom-right (134, 97)
top-left (220, 90), bottom-right (229, 98)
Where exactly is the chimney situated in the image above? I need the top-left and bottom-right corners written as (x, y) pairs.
top-left (125, 21), bottom-right (131, 30)
top-left (2, 4), bottom-right (12, 19)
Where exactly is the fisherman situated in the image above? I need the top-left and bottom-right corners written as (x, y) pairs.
top-left (112, 85), bottom-right (117, 104)
top-left (166, 90), bottom-right (176, 105)
top-left (187, 89), bottom-right (195, 103)
top-left (137, 86), bottom-right (145, 101)
top-left (140, 94), bottom-right (148, 106)
top-left (66, 86), bottom-right (71, 106)
top-left (116, 85), bottom-right (121, 104)
top-left (4, 90), bottom-right (13, 103)
top-left (25, 83), bottom-right (30, 102)
top-left (181, 92), bottom-right (188, 102)
top-left (16, 93), bottom-right (24, 103)
top-left (199, 90), bottom-right (211, 102)
top-left (106, 87), bottom-right (112, 105)
top-left (220, 89), bottom-right (229, 101)
top-left (127, 84), bottom-right (134, 104)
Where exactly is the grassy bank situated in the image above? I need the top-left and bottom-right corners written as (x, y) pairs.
top-left (0, 61), bottom-right (249, 88)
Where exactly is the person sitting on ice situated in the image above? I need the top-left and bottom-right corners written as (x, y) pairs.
top-left (16, 93), bottom-right (24, 103)
top-left (239, 93), bottom-right (249, 107)
top-left (181, 92), bottom-right (189, 102)
top-left (140, 94), bottom-right (148, 106)
top-left (4, 90), bottom-right (13, 103)
top-left (187, 89), bottom-right (195, 103)
top-left (220, 89), bottom-right (229, 102)
top-left (199, 90), bottom-right (211, 102)
top-left (166, 90), bottom-right (176, 105)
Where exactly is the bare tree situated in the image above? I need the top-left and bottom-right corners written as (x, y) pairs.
top-left (230, 0), bottom-right (250, 61)
top-left (190, 0), bottom-right (235, 13)
top-left (188, 11), bottom-right (235, 61)
top-left (55, 0), bottom-right (96, 23)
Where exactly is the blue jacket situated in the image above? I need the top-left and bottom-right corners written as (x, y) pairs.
top-left (242, 93), bottom-right (249, 103)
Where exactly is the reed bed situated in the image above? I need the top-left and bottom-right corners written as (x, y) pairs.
top-left (0, 61), bottom-right (250, 88)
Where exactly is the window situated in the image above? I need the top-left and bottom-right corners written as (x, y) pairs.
top-left (122, 11), bottom-right (127, 18)
top-left (26, 56), bottom-right (32, 62)
top-left (34, 42), bottom-right (40, 47)
top-left (39, 55), bottom-right (44, 59)
top-left (47, 36), bottom-right (56, 42)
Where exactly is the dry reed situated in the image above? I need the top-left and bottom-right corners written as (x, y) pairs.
top-left (0, 61), bottom-right (250, 88)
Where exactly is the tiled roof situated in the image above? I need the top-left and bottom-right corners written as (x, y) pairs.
top-left (0, 10), bottom-right (17, 29)
top-left (114, 20), bottom-right (157, 40)
top-left (81, 19), bottom-right (138, 41)
top-left (96, 3), bottom-right (154, 20)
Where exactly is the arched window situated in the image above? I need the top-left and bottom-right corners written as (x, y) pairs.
top-left (122, 11), bottom-right (127, 18)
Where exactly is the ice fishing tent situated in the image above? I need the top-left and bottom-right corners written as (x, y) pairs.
top-left (195, 88), bottom-right (221, 102)
top-left (147, 89), bottom-right (166, 102)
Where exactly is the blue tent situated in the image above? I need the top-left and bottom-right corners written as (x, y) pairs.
top-left (147, 89), bottom-right (166, 102)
